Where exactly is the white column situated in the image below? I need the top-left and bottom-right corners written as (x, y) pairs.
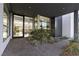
top-left (62, 12), bottom-right (74, 39)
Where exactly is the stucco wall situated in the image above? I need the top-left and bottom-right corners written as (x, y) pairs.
top-left (62, 12), bottom-right (74, 39)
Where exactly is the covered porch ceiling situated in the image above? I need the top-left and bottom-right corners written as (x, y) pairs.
top-left (10, 3), bottom-right (79, 17)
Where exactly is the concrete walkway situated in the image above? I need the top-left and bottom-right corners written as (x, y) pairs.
top-left (2, 38), bottom-right (69, 56)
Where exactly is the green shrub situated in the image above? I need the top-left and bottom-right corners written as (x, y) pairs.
top-left (63, 40), bottom-right (79, 56)
top-left (29, 29), bottom-right (53, 44)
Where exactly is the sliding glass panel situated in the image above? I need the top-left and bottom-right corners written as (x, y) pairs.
top-left (24, 17), bottom-right (33, 37)
top-left (13, 15), bottom-right (23, 37)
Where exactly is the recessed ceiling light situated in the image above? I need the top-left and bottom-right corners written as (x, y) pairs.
top-left (28, 6), bottom-right (31, 9)
top-left (62, 8), bottom-right (65, 10)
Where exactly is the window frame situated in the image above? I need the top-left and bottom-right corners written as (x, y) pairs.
top-left (3, 11), bottom-right (10, 41)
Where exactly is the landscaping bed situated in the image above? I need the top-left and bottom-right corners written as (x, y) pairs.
top-left (27, 29), bottom-right (55, 46)
top-left (63, 40), bottom-right (79, 56)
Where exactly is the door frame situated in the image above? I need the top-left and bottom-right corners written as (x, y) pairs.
top-left (12, 13), bottom-right (34, 38)
top-left (12, 13), bottom-right (24, 38)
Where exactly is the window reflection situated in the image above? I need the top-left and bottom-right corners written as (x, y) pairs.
top-left (35, 15), bottom-right (50, 30)
top-left (24, 17), bottom-right (33, 37)
top-left (3, 12), bottom-right (8, 39)
top-left (13, 15), bottom-right (23, 37)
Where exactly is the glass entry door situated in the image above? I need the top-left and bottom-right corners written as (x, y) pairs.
top-left (13, 15), bottom-right (23, 37)
top-left (24, 17), bottom-right (33, 37)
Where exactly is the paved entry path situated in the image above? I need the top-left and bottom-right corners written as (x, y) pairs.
top-left (2, 38), bottom-right (69, 56)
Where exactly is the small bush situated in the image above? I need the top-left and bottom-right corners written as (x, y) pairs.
top-left (63, 40), bottom-right (79, 56)
top-left (29, 29), bottom-right (54, 45)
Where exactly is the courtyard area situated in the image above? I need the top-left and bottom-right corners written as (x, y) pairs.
top-left (2, 38), bottom-right (69, 56)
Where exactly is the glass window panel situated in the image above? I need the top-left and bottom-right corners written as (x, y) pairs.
top-left (13, 15), bottom-right (23, 37)
top-left (36, 15), bottom-right (50, 30)
top-left (24, 16), bottom-right (33, 37)
top-left (3, 12), bottom-right (8, 40)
